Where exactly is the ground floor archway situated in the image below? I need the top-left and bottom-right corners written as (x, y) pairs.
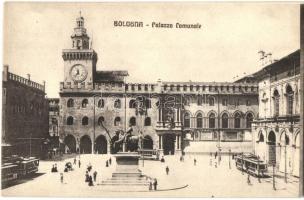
top-left (267, 131), bottom-right (276, 164)
top-left (163, 134), bottom-right (175, 155)
top-left (293, 133), bottom-right (300, 177)
top-left (143, 135), bottom-right (153, 149)
top-left (80, 135), bottom-right (92, 154)
top-left (95, 135), bottom-right (107, 154)
top-left (64, 134), bottom-right (76, 153)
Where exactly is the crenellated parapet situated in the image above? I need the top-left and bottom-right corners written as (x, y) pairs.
top-left (7, 71), bottom-right (45, 92)
top-left (161, 82), bottom-right (258, 94)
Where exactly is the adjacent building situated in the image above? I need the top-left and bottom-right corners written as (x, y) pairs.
top-left (59, 15), bottom-right (259, 156)
top-left (2, 65), bottom-right (49, 158)
top-left (239, 50), bottom-right (301, 177)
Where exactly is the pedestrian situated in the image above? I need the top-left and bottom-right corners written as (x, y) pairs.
top-left (215, 152), bottom-right (217, 159)
top-left (60, 173), bottom-right (63, 184)
top-left (73, 158), bottom-right (76, 165)
top-left (247, 173), bottom-right (251, 185)
top-left (215, 162), bottom-right (217, 168)
top-left (160, 156), bottom-right (165, 163)
top-left (85, 171), bottom-right (89, 182)
top-left (180, 156), bottom-right (182, 162)
top-left (106, 160), bottom-right (109, 167)
top-left (149, 179), bottom-right (153, 191)
top-left (109, 157), bottom-right (112, 165)
top-left (153, 178), bottom-right (158, 190)
top-left (88, 175), bottom-right (94, 186)
top-left (93, 171), bottom-right (97, 182)
top-left (166, 166), bottom-right (169, 175)
top-left (194, 158), bottom-right (197, 166)
top-left (78, 160), bottom-right (81, 168)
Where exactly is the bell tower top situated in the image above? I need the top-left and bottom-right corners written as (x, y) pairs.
top-left (71, 12), bottom-right (90, 50)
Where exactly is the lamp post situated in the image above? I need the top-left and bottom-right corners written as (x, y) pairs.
top-left (284, 133), bottom-right (287, 183)
top-left (92, 93), bottom-right (102, 154)
top-left (229, 149), bottom-right (231, 169)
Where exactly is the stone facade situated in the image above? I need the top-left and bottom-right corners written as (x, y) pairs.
top-left (59, 15), bottom-right (259, 156)
top-left (2, 65), bottom-right (49, 158)
top-left (249, 50), bottom-right (301, 177)
top-left (48, 98), bottom-right (59, 137)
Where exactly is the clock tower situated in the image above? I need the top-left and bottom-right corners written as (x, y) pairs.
top-left (62, 13), bottom-right (97, 85)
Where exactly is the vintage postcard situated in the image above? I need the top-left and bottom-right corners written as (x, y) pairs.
top-left (1, 2), bottom-right (303, 197)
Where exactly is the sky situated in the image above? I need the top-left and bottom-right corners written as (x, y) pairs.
top-left (3, 2), bottom-right (300, 98)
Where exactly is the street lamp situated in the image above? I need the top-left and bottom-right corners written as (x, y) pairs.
top-left (229, 149), bottom-right (231, 169)
top-left (93, 93), bottom-right (102, 154)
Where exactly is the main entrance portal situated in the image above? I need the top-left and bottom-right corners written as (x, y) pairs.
top-left (95, 135), bottom-right (107, 154)
top-left (163, 134), bottom-right (175, 155)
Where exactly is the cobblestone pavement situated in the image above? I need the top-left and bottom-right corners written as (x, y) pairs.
top-left (1, 154), bottom-right (300, 197)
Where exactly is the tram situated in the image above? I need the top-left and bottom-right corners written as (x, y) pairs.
top-left (1, 163), bottom-right (19, 186)
top-left (235, 153), bottom-right (268, 177)
top-left (2, 155), bottom-right (39, 177)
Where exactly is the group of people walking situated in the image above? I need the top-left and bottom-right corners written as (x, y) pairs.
top-left (85, 162), bottom-right (98, 186)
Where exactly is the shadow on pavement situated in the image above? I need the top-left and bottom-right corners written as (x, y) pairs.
top-left (2, 173), bottom-right (46, 190)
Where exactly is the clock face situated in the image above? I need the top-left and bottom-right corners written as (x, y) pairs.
top-left (70, 64), bottom-right (87, 82)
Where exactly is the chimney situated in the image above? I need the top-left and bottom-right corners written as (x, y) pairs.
top-left (43, 80), bottom-right (46, 92)
top-left (264, 54), bottom-right (268, 66)
top-left (258, 50), bottom-right (265, 67)
top-left (267, 53), bottom-right (272, 64)
top-left (3, 65), bottom-right (9, 81)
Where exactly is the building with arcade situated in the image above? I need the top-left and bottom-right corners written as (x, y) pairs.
top-left (248, 50), bottom-right (301, 177)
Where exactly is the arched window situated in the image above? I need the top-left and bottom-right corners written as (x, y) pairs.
top-left (246, 113), bottom-right (253, 128)
top-left (222, 113), bottom-right (228, 128)
top-left (196, 113), bottom-right (203, 128)
top-left (82, 116), bottom-right (88, 125)
top-left (82, 99), bottom-right (88, 108)
top-left (98, 116), bottom-right (104, 126)
top-left (67, 116), bottom-right (74, 125)
top-left (209, 113), bottom-right (215, 128)
top-left (209, 97), bottom-right (215, 106)
top-left (129, 99), bottom-right (136, 108)
top-left (286, 85), bottom-right (293, 115)
top-left (144, 117), bottom-right (151, 126)
top-left (114, 99), bottom-right (121, 109)
top-left (268, 131), bottom-right (276, 145)
top-left (98, 99), bottom-right (105, 108)
top-left (281, 133), bottom-right (290, 146)
top-left (67, 99), bottom-right (74, 107)
top-left (234, 112), bottom-right (241, 128)
top-left (273, 89), bottom-right (280, 116)
top-left (129, 117), bottom-right (136, 126)
top-left (258, 132), bottom-right (264, 142)
top-left (184, 112), bottom-right (190, 128)
top-left (114, 117), bottom-right (121, 126)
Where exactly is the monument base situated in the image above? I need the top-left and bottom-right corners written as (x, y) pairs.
top-left (100, 152), bottom-right (150, 191)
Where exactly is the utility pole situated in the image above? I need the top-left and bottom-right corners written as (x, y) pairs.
top-left (284, 137), bottom-right (287, 183)
top-left (300, 5), bottom-right (304, 196)
top-left (217, 90), bottom-right (221, 164)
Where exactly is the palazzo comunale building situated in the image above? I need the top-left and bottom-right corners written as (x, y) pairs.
top-left (59, 15), bottom-right (259, 156)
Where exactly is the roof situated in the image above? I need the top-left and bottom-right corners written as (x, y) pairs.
top-left (235, 49), bottom-right (300, 82)
top-left (95, 70), bottom-right (129, 83)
